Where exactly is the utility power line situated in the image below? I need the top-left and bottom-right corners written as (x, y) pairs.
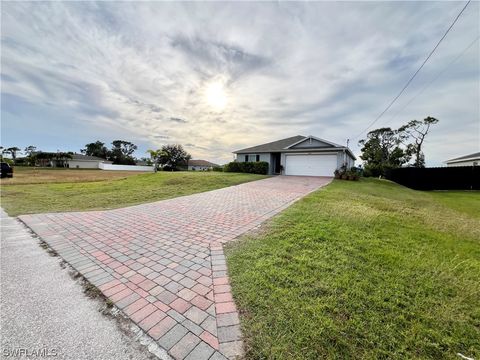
top-left (385, 36), bottom-right (479, 124)
top-left (351, 0), bottom-right (472, 141)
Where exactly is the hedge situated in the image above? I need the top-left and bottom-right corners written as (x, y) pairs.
top-left (224, 161), bottom-right (269, 175)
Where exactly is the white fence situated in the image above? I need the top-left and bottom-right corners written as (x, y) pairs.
top-left (98, 163), bottom-right (154, 172)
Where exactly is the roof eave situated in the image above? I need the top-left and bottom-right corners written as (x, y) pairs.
top-left (445, 157), bottom-right (480, 164)
top-left (234, 147), bottom-right (357, 160)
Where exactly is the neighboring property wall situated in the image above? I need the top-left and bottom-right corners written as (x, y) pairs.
top-left (68, 160), bottom-right (102, 169)
top-left (99, 163), bottom-right (154, 172)
top-left (447, 160), bottom-right (478, 167)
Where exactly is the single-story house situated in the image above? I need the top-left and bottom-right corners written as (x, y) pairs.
top-left (233, 135), bottom-right (355, 176)
top-left (52, 154), bottom-right (112, 169)
top-left (445, 152), bottom-right (480, 167)
top-left (188, 160), bottom-right (219, 171)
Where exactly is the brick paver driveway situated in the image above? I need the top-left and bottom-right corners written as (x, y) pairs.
top-left (20, 176), bottom-right (331, 360)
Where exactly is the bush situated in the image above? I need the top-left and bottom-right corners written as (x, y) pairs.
top-left (334, 165), bottom-right (359, 181)
top-left (212, 166), bottom-right (224, 172)
top-left (251, 161), bottom-right (269, 175)
top-left (224, 161), bottom-right (269, 175)
top-left (224, 162), bottom-right (241, 172)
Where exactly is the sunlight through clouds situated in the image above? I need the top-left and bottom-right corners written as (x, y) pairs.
top-left (1, 1), bottom-right (478, 164)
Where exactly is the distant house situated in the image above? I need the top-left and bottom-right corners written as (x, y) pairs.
top-left (233, 135), bottom-right (355, 176)
top-left (445, 152), bottom-right (480, 167)
top-left (188, 160), bottom-right (219, 171)
top-left (51, 154), bottom-right (112, 169)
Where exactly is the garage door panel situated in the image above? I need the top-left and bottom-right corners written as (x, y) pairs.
top-left (285, 154), bottom-right (337, 177)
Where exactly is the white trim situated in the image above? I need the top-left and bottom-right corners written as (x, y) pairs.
top-left (445, 156), bottom-right (480, 164)
top-left (284, 135), bottom-right (343, 149)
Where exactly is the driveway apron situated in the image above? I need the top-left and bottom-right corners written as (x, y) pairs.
top-left (19, 176), bottom-right (331, 360)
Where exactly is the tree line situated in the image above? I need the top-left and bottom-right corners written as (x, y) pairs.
top-left (0, 145), bottom-right (68, 166)
top-left (1, 141), bottom-right (193, 170)
top-left (359, 116), bottom-right (439, 177)
top-left (81, 140), bottom-right (138, 165)
top-left (83, 141), bottom-right (193, 170)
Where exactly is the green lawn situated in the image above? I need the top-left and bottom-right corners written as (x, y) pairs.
top-left (0, 171), bottom-right (266, 216)
top-left (226, 178), bottom-right (480, 360)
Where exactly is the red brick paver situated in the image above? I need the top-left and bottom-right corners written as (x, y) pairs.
top-left (19, 176), bottom-right (331, 359)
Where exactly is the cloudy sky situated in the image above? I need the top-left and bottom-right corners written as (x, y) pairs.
top-left (1, 1), bottom-right (479, 165)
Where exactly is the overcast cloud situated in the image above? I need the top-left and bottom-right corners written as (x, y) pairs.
top-left (1, 1), bottom-right (479, 165)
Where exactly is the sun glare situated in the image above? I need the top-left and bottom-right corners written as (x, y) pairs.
top-left (205, 80), bottom-right (228, 111)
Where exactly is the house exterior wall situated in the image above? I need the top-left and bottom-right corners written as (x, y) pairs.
top-left (447, 160), bottom-right (479, 167)
top-left (236, 153), bottom-right (274, 174)
top-left (236, 150), bottom-right (354, 175)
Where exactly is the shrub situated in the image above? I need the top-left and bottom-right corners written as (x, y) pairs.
top-left (224, 162), bottom-right (241, 172)
top-left (251, 161), bottom-right (269, 175)
top-left (224, 161), bottom-right (269, 175)
top-left (335, 165), bottom-right (359, 181)
top-left (212, 166), bottom-right (224, 172)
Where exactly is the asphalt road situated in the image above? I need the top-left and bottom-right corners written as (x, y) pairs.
top-left (0, 209), bottom-right (160, 360)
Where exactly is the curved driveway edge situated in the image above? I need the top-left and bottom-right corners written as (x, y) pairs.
top-left (19, 176), bottom-right (332, 360)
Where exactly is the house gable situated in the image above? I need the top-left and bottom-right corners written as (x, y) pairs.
top-left (290, 138), bottom-right (332, 149)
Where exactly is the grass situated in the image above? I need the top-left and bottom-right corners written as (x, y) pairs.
top-left (0, 170), bottom-right (266, 216)
top-left (0, 166), bottom-right (147, 185)
top-left (226, 178), bottom-right (480, 360)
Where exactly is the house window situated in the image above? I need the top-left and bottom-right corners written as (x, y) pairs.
top-left (245, 154), bottom-right (260, 162)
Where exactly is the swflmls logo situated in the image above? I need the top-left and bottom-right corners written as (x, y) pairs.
top-left (2, 347), bottom-right (58, 357)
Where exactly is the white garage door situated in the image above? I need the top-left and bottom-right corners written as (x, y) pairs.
top-left (285, 154), bottom-right (338, 177)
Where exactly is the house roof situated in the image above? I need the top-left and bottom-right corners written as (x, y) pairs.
top-left (189, 160), bottom-right (219, 167)
top-left (446, 151), bottom-right (480, 163)
top-left (70, 154), bottom-right (109, 161)
top-left (234, 135), bottom-right (356, 159)
top-left (234, 135), bottom-right (306, 153)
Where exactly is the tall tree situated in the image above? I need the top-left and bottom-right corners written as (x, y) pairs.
top-left (24, 145), bottom-right (37, 157)
top-left (24, 145), bottom-right (37, 166)
top-left (147, 149), bottom-right (163, 169)
top-left (359, 128), bottom-right (410, 177)
top-left (110, 140), bottom-right (137, 165)
top-left (398, 116), bottom-right (439, 168)
top-left (155, 144), bottom-right (191, 171)
top-left (81, 141), bottom-right (110, 159)
top-left (5, 147), bottom-right (21, 165)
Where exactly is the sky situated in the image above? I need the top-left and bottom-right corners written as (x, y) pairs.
top-left (1, 1), bottom-right (479, 166)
